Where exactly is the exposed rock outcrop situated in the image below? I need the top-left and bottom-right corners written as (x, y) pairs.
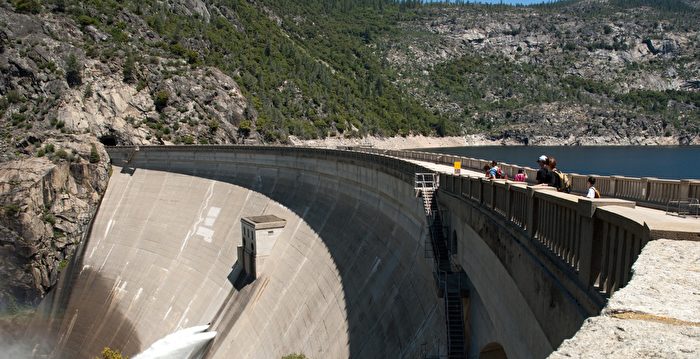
top-left (0, 135), bottom-right (110, 308)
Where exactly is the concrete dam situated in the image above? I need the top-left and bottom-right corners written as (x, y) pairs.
top-left (27, 146), bottom-right (700, 359)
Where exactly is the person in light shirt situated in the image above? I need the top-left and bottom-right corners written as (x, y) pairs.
top-left (586, 176), bottom-right (601, 198)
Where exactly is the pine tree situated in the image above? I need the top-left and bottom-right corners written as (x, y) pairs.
top-left (65, 54), bottom-right (82, 87)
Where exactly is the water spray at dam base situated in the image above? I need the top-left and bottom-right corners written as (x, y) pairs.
top-left (133, 325), bottom-right (216, 359)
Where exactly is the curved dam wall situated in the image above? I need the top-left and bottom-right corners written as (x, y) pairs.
top-left (35, 147), bottom-right (447, 358)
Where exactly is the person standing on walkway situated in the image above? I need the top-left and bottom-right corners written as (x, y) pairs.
top-left (548, 157), bottom-right (572, 193)
top-left (536, 155), bottom-right (550, 184)
top-left (548, 157), bottom-right (562, 189)
top-left (489, 160), bottom-right (501, 179)
top-left (514, 168), bottom-right (527, 182)
top-left (586, 176), bottom-right (601, 198)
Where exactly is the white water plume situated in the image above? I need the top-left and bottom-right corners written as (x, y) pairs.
top-left (133, 325), bottom-right (216, 359)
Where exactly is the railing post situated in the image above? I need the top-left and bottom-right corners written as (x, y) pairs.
top-left (478, 178), bottom-right (485, 205)
top-left (641, 177), bottom-right (654, 201)
top-left (679, 179), bottom-right (690, 200)
top-left (577, 199), bottom-right (598, 287)
top-left (610, 176), bottom-right (618, 197)
top-left (526, 186), bottom-right (556, 238)
top-left (526, 187), bottom-right (538, 238)
top-left (505, 182), bottom-right (512, 221)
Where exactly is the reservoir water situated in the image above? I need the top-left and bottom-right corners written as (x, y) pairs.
top-left (420, 146), bottom-right (700, 180)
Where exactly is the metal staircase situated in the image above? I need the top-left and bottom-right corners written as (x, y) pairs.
top-left (445, 274), bottom-right (466, 358)
top-left (415, 173), bottom-right (467, 359)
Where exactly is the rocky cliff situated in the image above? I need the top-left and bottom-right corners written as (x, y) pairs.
top-left (0, 135), bottom-right (109, 309)
top-left (0, 0), bottom-right (251, 312)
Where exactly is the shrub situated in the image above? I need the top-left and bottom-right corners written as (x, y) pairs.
top-left (6, 90), bottom-right (23, 104)
top-left (3, 204), bottom-right (20, 217)
top-left (84, 84), bottom-right (93, 99)
top-left (136, 80), bottom-right (147, 92)
top-left (153, 91), bottom-right (169, 112)
top-left (96, 347), bottom-right (127, 359)
top-left (58, 259), bottom-right (69, 270)
top-left (77, 14), bottom-right (99, 28)
top-left (46, 143), bottom-right (55, 153)
top-left (208, 119), bottom-right (219, 133)
top-left (13, 0), bottom-right (42, 14)
top-left (123, 55), bottom-right (136, 83)
top-left (43, 213), bottom-right (56, 225)
top-left (238, 120), bottom-right (252, 137)
top-left (282, 355), bottom-right (307, 359)
top-left (65, 54), bottom-right (82, 87)
top-left (89, 143), bottom-right (100, 163)
top-left (11, 113), bottom-right (26, 125)
top-left (54, 148), bottom-right (69, 160)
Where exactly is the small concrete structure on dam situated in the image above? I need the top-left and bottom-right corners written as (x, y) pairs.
top-left (27, 145), bottom-right (700, 359)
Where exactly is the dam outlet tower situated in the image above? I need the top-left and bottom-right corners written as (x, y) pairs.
top-left (240, 215), bottom-right (287, 280)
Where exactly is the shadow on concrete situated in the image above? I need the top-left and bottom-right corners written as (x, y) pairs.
top-left (120, 167), bottom-right (136, 176)
top-left (23, 267), bottom-right (142, 359)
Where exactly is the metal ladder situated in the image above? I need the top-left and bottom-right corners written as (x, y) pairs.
top-left (416, 173), bottom-right (467, 359)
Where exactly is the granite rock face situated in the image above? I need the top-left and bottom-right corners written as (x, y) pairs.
top-left (0, 135), bottom-right (110, 308)
top-left (0, 4), bottom-right (250, 162)
top-left (550, 239), bottom-right (700, 358)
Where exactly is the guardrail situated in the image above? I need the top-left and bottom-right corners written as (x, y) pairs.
top-left (350, 147), bottom-right (700, 210)
top-left (436, 171), bottom-right (649, 299)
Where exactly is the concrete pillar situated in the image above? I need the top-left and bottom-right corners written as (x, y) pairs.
top-left (576, 198), bottom-right (635, 288)
top-left (679, 179), bottom-right (691, 200)
top-left (641, 177), bottom-right (656, 201)
top-left (525, 186), bottom-right (556, 238)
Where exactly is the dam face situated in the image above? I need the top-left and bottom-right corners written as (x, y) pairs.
top-left (26, 146), bottom-right (695, 359)
top-left (33, 148), bottom-right (447, 358)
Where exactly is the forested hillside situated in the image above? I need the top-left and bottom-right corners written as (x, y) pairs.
top-left (1, 0), bottom-right (699, 149)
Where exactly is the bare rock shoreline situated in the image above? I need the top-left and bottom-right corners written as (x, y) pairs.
top-left (290, 134), bottom-right (699, 150)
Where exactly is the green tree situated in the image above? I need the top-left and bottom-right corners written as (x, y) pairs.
top-left (65, 54), bottom-right (82, 88)
top-left (153, 91), bottom-right (169, 112)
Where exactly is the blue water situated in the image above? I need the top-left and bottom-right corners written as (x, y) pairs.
top-left (420, 146), bottom-right (700, 180)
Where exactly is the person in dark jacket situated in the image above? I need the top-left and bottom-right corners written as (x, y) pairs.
top-left (535, 155), bottom-right (550, 184)
top-left (548, 157), bottom-right (562, 189)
